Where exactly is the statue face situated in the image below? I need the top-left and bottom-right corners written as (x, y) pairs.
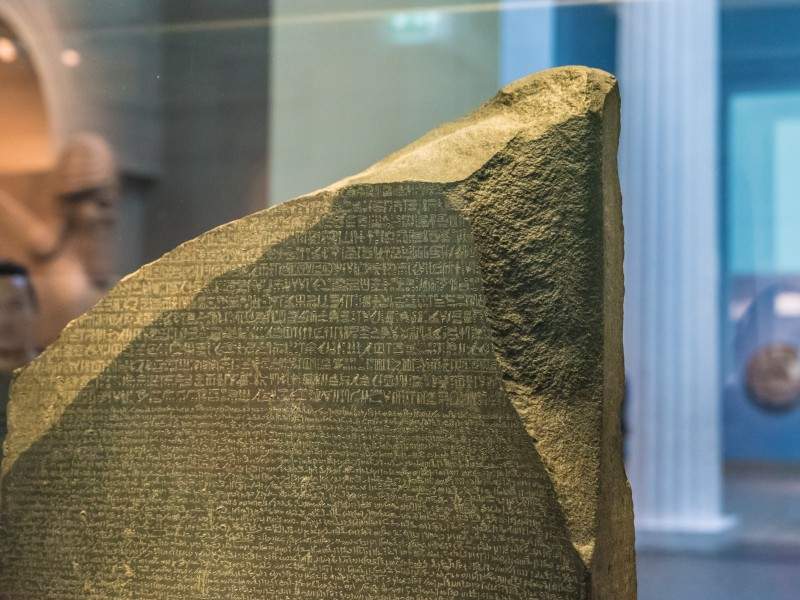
top-left (64, 186), bottom-right (119, 227)
top-left (0, 275), bottom-right (36, 372)
top-left (62, 186), bottom-right (119, 289)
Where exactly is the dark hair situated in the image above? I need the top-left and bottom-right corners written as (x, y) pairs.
top-left (0, 261), bottom-right (38, 309)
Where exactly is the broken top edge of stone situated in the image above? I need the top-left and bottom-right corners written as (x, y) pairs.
top-left (330, 65), bottom-right (618, 189)
top-left (497, 65), bottom-right (616, 105)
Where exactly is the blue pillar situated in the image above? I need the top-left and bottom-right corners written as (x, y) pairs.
top-left (619, 0), bottom-right (734, 545)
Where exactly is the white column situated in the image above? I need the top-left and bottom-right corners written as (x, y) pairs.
top-left (619, 0), bottom-right (734, 542)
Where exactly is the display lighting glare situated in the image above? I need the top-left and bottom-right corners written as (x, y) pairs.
top-left (775, 292), bottom-right (800, 317)
top-left (0, 37), bottom-right (18, 64)
top-left (730, 299), bottom-right (751, 321)
top-left (60, 48), bottom-right (81, 68)
top-left (388, 10), bottom-right (449, 44)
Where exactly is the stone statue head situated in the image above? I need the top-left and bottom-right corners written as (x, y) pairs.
top-left (54, 133), bottom-right (118, 197)
top-left (53, 133), bottom-right (120, 288)
top-left (54, 133), bottom-right (119, 225)
top-left (0, 261), bottom-right (38, 373)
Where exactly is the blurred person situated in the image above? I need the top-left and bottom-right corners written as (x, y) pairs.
top-left (0, 262), bottom-right (38, 446)
top-left (0, 133), bottom-right (119, 348)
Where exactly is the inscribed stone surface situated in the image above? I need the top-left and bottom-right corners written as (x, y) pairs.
top-left (0, 67), bottom-right (635, 600)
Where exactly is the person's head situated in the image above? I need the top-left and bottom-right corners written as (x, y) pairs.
top-left (52, 134), bottom-right (120, 287)
top-left (0, 261), bottom-right (38, 372)
top-left (54, 133), bottom-right (119, 226)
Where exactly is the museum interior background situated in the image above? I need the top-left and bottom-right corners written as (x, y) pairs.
top-left (0, 0), bottom-right (798, 598)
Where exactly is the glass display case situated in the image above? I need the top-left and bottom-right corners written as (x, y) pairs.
top-left (1, 1), bottom-right (799, 598)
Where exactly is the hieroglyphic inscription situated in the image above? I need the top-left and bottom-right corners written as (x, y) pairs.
top-left (1, 183), bottom-right (585, 598)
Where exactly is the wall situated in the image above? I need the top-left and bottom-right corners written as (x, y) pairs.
top-left (269, 0), bottom-right (499, 204)
top-left (35, 0), bottom-right (162, 176)
top-left (147, 1), bottom-right (270, 261)
top-left (0, 21), bottom-right (53, 173)
top-left (553, 5), bottom-right (616, 74)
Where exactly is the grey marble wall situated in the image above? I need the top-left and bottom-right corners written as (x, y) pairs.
top-left (148, 2), bottom-right (270, 261)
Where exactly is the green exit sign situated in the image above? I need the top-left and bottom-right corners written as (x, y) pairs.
top-left (387, 11), bottom-right (451, 45)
